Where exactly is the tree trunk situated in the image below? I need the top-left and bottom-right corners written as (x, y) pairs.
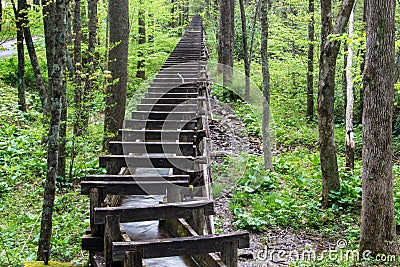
top-left (239, 0), bottom-right (250, 101)
top-left (357, 2), bottom-right (367, 126)
top-left (103, 0), bottom-right (129, 151)
top-left (342, 44), bottom-right (348, 121)
top-left (260, 0), bottom-right (272, 170)
top-left (20, 0), bottom-right (48, 114)
top-left (12, 0), bottom-right (26, 112)
top-left (359, 0), bottom-right (399, 256)
top-left (318, 0), bottom-right (354, 207)
top-left (37, 0), bottom-right (67, 260)
top-left (345, 7), bottom-right (355, 171)
top-left (73, 0), bottom-right (83, 136)
top-left (0, 0), bottom-right (3, 32)
top-left (82, 0), bottom-right (98, 130)
top-left (136, 0), bottom-right (146, 80)
top-left (249, 0), bottom-right (260, 64)
top-left (218, 0), bottom-right (234, 90)
top-left (58, 92), bottom-right (67, 180)
top-left (170, 0), bottom-right (176, 28)
top-left (306, 0), bottom-right (314, 120)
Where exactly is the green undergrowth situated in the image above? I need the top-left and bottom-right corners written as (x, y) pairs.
top-left (0, 83), bottom-right (90, 266)
top-left (209, 52), bottom-right (400, 266)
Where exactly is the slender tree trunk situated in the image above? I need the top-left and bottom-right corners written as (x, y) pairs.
top-left (136, 0), bottom-right (146, 80)
top-left (58, 90), bottom-right (67, 180)
top-left (12, 0), bottom-right (26, 112)
top-left (249, 0), bottom-right (260, 64)
top-left (0, 0), bottom-right (3, 32)
top-left (37, 0), bottom-right (67, 260)
top-left (306, 0), bottom-right (314, 120)
top-left (103, 0), bottom-right (129, 150)
top-left (20, 0), bottom-right (48, 114)
top-left (342, 44), bottom-right (348, 120)
top-left (358, 2), bottom-right (366, 126)
top-left (360, 0), bottom-right (399, 256)
top-left (260, 0), bottom-right (272, 170)
top-left (318, 0), bottom-right (354, 207)
top-left (239, 0), bottom-right (250, 101)
top-left (345, 7), bottom-right (355, 171)
top-left (218, 0), bottom-right (234, 89)
top-left (82, 0), bottom-right (98, 130)
top-left (170, 0), bottom-right (176, 28)
top-left (73, 0), bottom-right (82, 136)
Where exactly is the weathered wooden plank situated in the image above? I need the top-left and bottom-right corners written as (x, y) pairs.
top-left (108, 141), bottom-right (195, 156)
top-left (131, 111), bottom-right (197, 120)
top-left (144, 92), bottom-right (198, 99)
top-left (94, 200), bottom-right (215, 224)
top-left (161, 218), bottom-right (227, 267)
top-left (81, 180), bottom-right (189, 195)
top-left (90, 188), bottom-right (103, 236)
top-left (124, 250), bottom-right (142, 267)
top-left (136, 104), bottom-right (198, 112)
top-left (141, 98), bottom-right (203, 104)
top-left (124, 119), bottom-right (197, 130)
top-left (99, 155), bottom-right (206, 169)
top-left (104, 215), bottom-right (121, 267)
top-left (82, 234), bottom-right (103, 251)
top-left (85, 174), bottom-right (190, 182)
top-left (112, 231), bottom-right (250, 261)
top-left (119, 129), bottom-right (195, 142)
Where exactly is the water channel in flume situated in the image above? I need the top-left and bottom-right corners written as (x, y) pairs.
top-left (119, 167), bottom-right (198, 267)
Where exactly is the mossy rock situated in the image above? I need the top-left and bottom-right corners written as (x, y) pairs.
top-left (23, 262), bottom-right (75, 267)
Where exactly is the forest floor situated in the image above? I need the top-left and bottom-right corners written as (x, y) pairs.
top-left (209, 98), bottom-right (354, 267)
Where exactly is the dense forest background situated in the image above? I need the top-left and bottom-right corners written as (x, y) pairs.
top-left (0, 0), bottom-right (399, 265)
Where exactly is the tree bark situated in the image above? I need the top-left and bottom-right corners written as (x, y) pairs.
top-left (318, 0), bottom-right (354, 207)
top-left (82, 0), bottom-right (98, 130)
top-left (103, 0), bottom-right (129, 151)
top-left (218, 0), bottom-right (234, 88)
top-left (20, 0), bottom-right (48, 114)
top-left (359, 0), bottom-right (399, 256)
top-left (345, 7), bottom-right (355, 171)
top-left (239, 0), bottom-right (250, 101)
top-left (261, 0), bottom-right (272, 170)
top-left (37, 0), bottom-right (67, 260)
top-left (249, 0), bottom-right (260, 64)
top-left (136, 0), bottom-right (146, 80)
top-left (73, 0), bottom-right (83, 136)
top-left (0, 0), bottom-right (3, 32)
top-left (12, 0), bottom-right (26, 112)
top-left (306, 0), bottom-right (314, 121)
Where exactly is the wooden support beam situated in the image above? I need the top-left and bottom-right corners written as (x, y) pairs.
top-left (125, 120), bottom-right (197, 130)
top-left (145, 92), bottom-right (198, 99)
top-left (131, 111), bottom-right (197, 120)
top-left (141, 98), bottom-right (203, 105)
top-left (119, 129), bottom-right (195, 142)
top-left (108, 141), bottom-right (195, 156)
top-left (124, 250), bottom-right (143, 267)
top-left (136, 104), bottom-right (198, 112)
top-left (94, 200), bottom-right (215, 224)
top-left (82, 234), bottom-right (103, 251)
top-left (99, 155), bottom-right (206, 171)
top-left (104, 215), bottom-right (121, 267)
top-left (81, 180), bottom-right (189, 195)
top-left (124, 119), bottom-right (197, 130)
top-left (84, 174), bottom-right (190, 182)
top-left (112, 231), bottom-right (249, 261)
top-left (90, 188), bottom-right (103, 236)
